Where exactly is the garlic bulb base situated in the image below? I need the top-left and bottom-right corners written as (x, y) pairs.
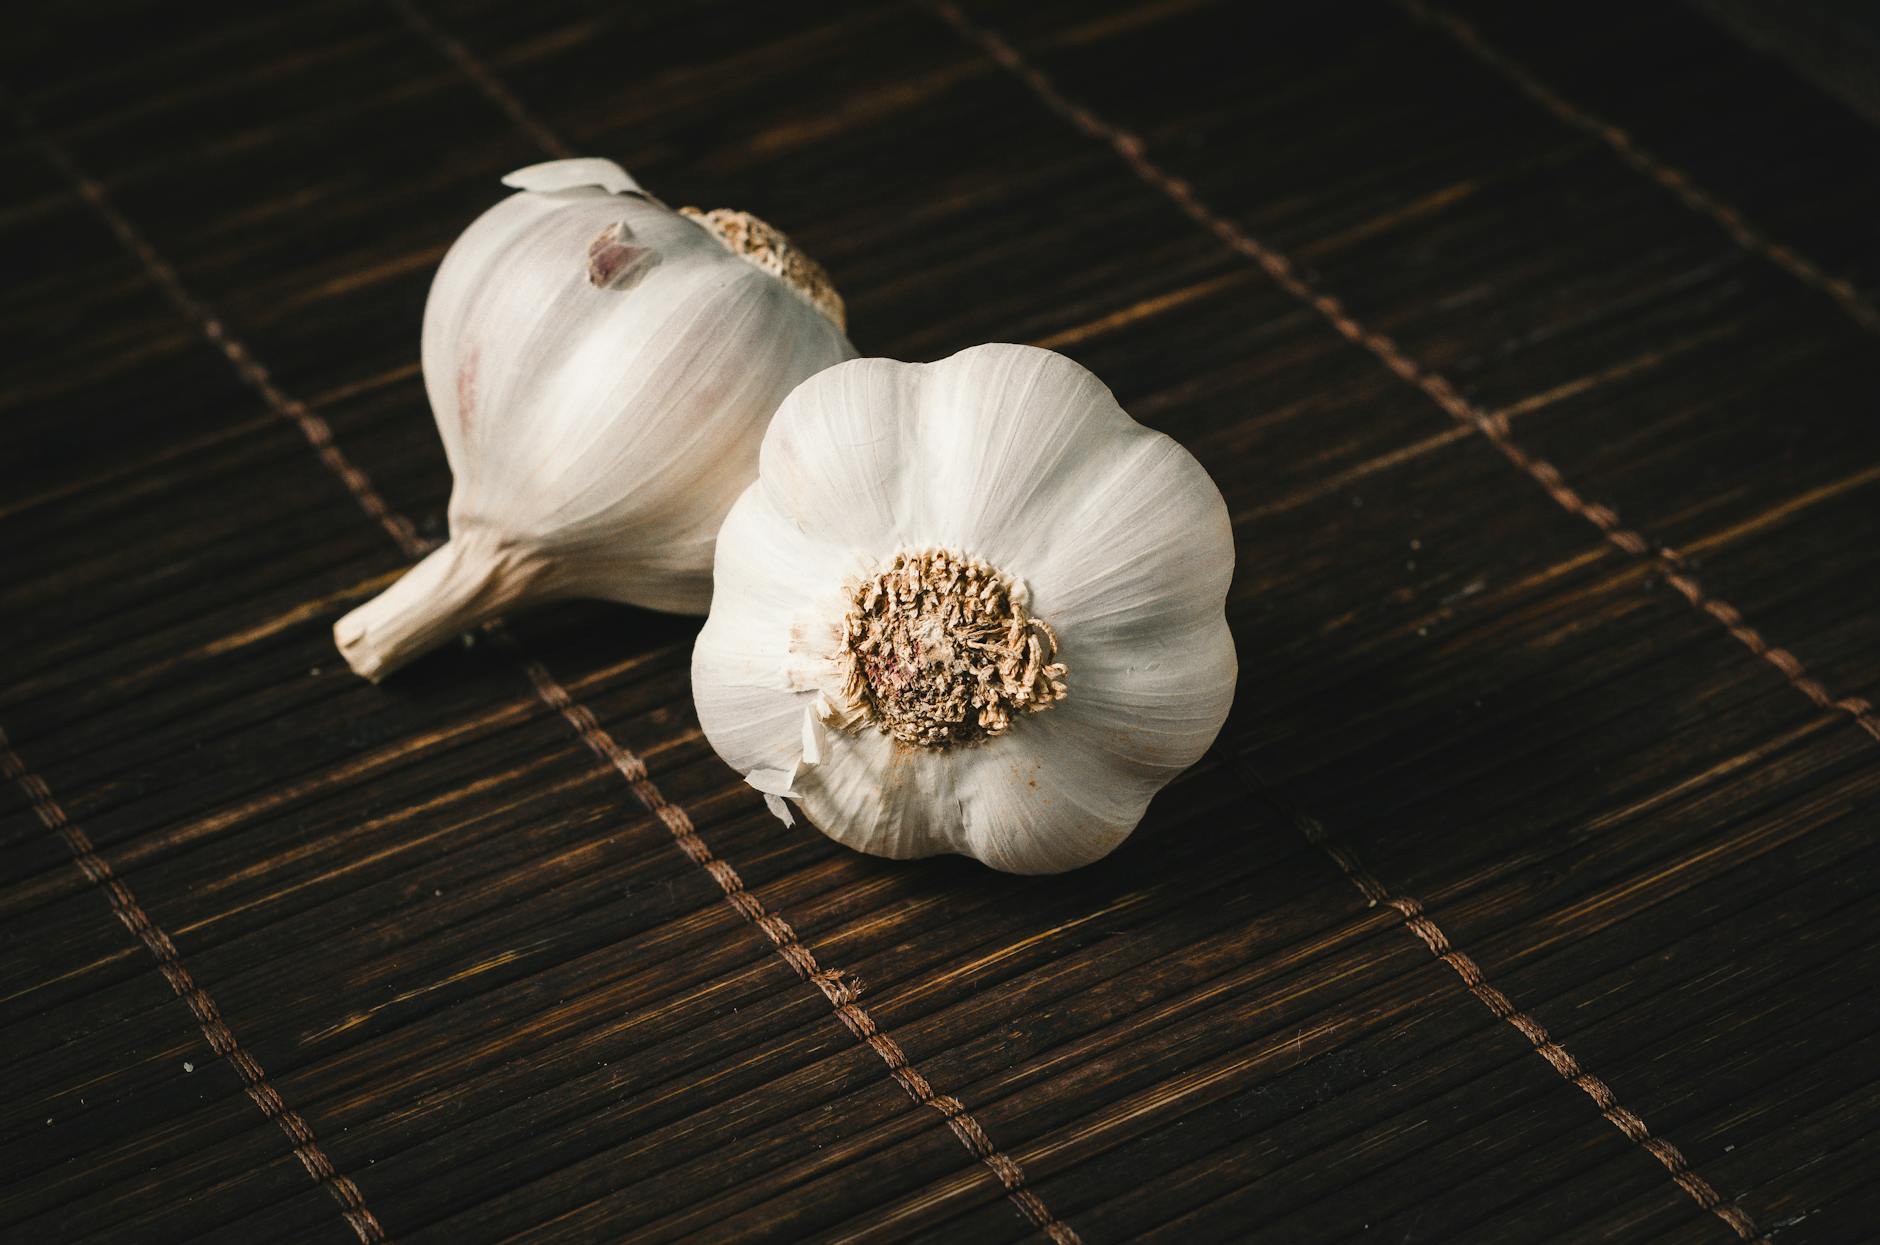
top-left (678, 207), bottom-right (846, 331)
top-left (839, 547), bottom-right (1067, 749)
top-left (334, 533), bottom-right (547, 683)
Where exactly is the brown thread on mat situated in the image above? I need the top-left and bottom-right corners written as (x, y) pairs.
top-left (10, 112), bottom-right (427, 562)
top-left (0, 729), bottom-right (387, 1245)
top-left (1398, 0), bottom-right (1880, 336)
top-left (387, 0), bottom-right (574, 160)
top-left (933, 5), bottom-right (1781, 1239)
top-left (929, 0), bottom-right (1880, 759)
top-left (512, 648), bottom-right (1078, 1243)
top-left (385, 6), bottom-right (1079, 1233)
top-left (402, 6), bottom-right (1076, 1212)
top-left (19, 50), bottom-right (1078, 1244)
top-left (1288, 804), bottom-right (1767, 1243)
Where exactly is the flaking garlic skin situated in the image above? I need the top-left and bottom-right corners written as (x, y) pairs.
top-left (691, 344), bottom-right (1237, 874)
top-left (334, 158), bottom-right (856, 682)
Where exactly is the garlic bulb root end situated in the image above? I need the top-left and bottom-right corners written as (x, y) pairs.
top-left (334, 533), bottom-right (547, 682)
top-left (839, 547), bottom-right (1067, 750)
top-left (678, 207), bottom-right (845, 331)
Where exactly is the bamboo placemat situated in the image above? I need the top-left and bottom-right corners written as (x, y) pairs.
top-left (4, 1), bottom-right (1878, 1241)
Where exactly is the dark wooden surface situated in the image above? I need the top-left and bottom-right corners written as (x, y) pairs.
top-left (4, 1), bottom-right (1878, 1241)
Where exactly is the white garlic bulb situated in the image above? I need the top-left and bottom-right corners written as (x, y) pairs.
top-left (692, 343), bottom-right (1237, 874)
top-left (335, 157), bottom-right (856, 681)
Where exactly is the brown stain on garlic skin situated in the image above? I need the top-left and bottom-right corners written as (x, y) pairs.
top-left (1011, 755), bottom-right (1046, 801)
top-left (456, 344), bottom-right (479, 436)
top-left (585, 221), bottom-right (660, 292)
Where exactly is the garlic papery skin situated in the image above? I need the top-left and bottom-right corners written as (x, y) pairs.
top-left (691, 343), bottom-right (1237, 874)
top-left (334, 158), bottom-right (856, 682)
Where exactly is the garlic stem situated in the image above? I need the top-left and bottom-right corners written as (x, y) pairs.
top-left (334, 533), bottom-right (544, 683)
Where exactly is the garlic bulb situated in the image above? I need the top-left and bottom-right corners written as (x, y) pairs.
top-left (691, 344), bottom-right (1237, 873)
top-left (335, 157), bottom-right (856, 681)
